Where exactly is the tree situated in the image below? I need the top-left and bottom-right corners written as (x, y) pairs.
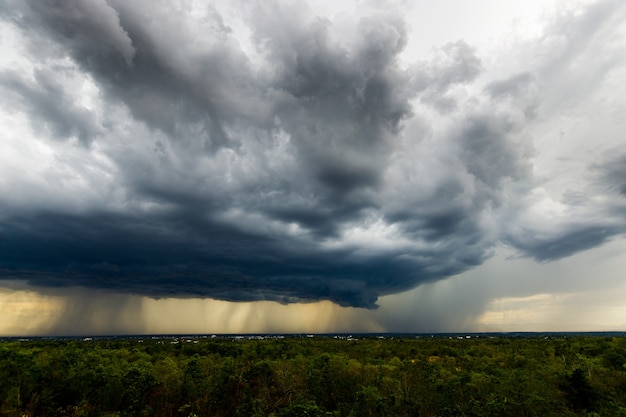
top-left (562, 368), bottom-right (599, 414)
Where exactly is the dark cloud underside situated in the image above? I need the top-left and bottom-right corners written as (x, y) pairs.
top-left (0, 211), bottom-right (474, 308)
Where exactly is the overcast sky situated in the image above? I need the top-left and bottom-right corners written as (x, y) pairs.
top-left (1, 0), bottom-right (625, 335)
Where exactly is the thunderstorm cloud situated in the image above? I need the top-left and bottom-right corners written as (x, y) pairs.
top-left (0, 0), bottom-right (625, 308)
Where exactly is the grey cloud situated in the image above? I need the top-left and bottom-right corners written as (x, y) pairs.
top-left (506, 224), bottom-right (618, 262)
top-left (412, 41), bottom-right (482, 112)
top-left (495, 0), bottom-right (626, 262)
top-left (7, 0), bottom-right (261, 152)
top-left (505, 151), bottom-right (626, 261)
top-left (0, 0), bottom-right (625, 309)
top-left (245, 4), bottom-right (416, 234)
top-left (10, 0), bottom-right (135, 63)
top-left (26, 0), bottom-right (135, 63)
top-left (597, 153), bottom-right (626, 198)
top-left (486, 72), bottom-right (535, 99)
top-left (533, 0), bottom-right (626, 112)
top-left (427, 41), bottom-right (482, 90)
top-left (0, 68), bottom-right (101, 145)
top-left (457, 113), bottom-right (531, 191)
top-left (484, 72), bottom-right (538, 118)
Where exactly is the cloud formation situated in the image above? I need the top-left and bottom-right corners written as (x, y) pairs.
top-left (0, 0), bottom-right (625, 309)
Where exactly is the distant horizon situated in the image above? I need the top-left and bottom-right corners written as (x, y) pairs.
top-left (4, 330), bottom-right (626, 340)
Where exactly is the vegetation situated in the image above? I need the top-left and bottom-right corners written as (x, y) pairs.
top-left (1, 335), bottom-right (625, 416)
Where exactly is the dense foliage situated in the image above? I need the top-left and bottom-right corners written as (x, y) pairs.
top-left (1, 335), bottom-right (625, 416)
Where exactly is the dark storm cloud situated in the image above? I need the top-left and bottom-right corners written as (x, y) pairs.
top-left (0, 210), bottom-right (469, 308)
top-left (1, 0), bottom-right (625, 308)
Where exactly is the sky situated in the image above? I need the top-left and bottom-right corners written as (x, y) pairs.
top-left (0, 0), bottom-right (625, 336)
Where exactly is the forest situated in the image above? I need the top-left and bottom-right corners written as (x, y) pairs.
top-left (1, 334), bottom-right (625, 417)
